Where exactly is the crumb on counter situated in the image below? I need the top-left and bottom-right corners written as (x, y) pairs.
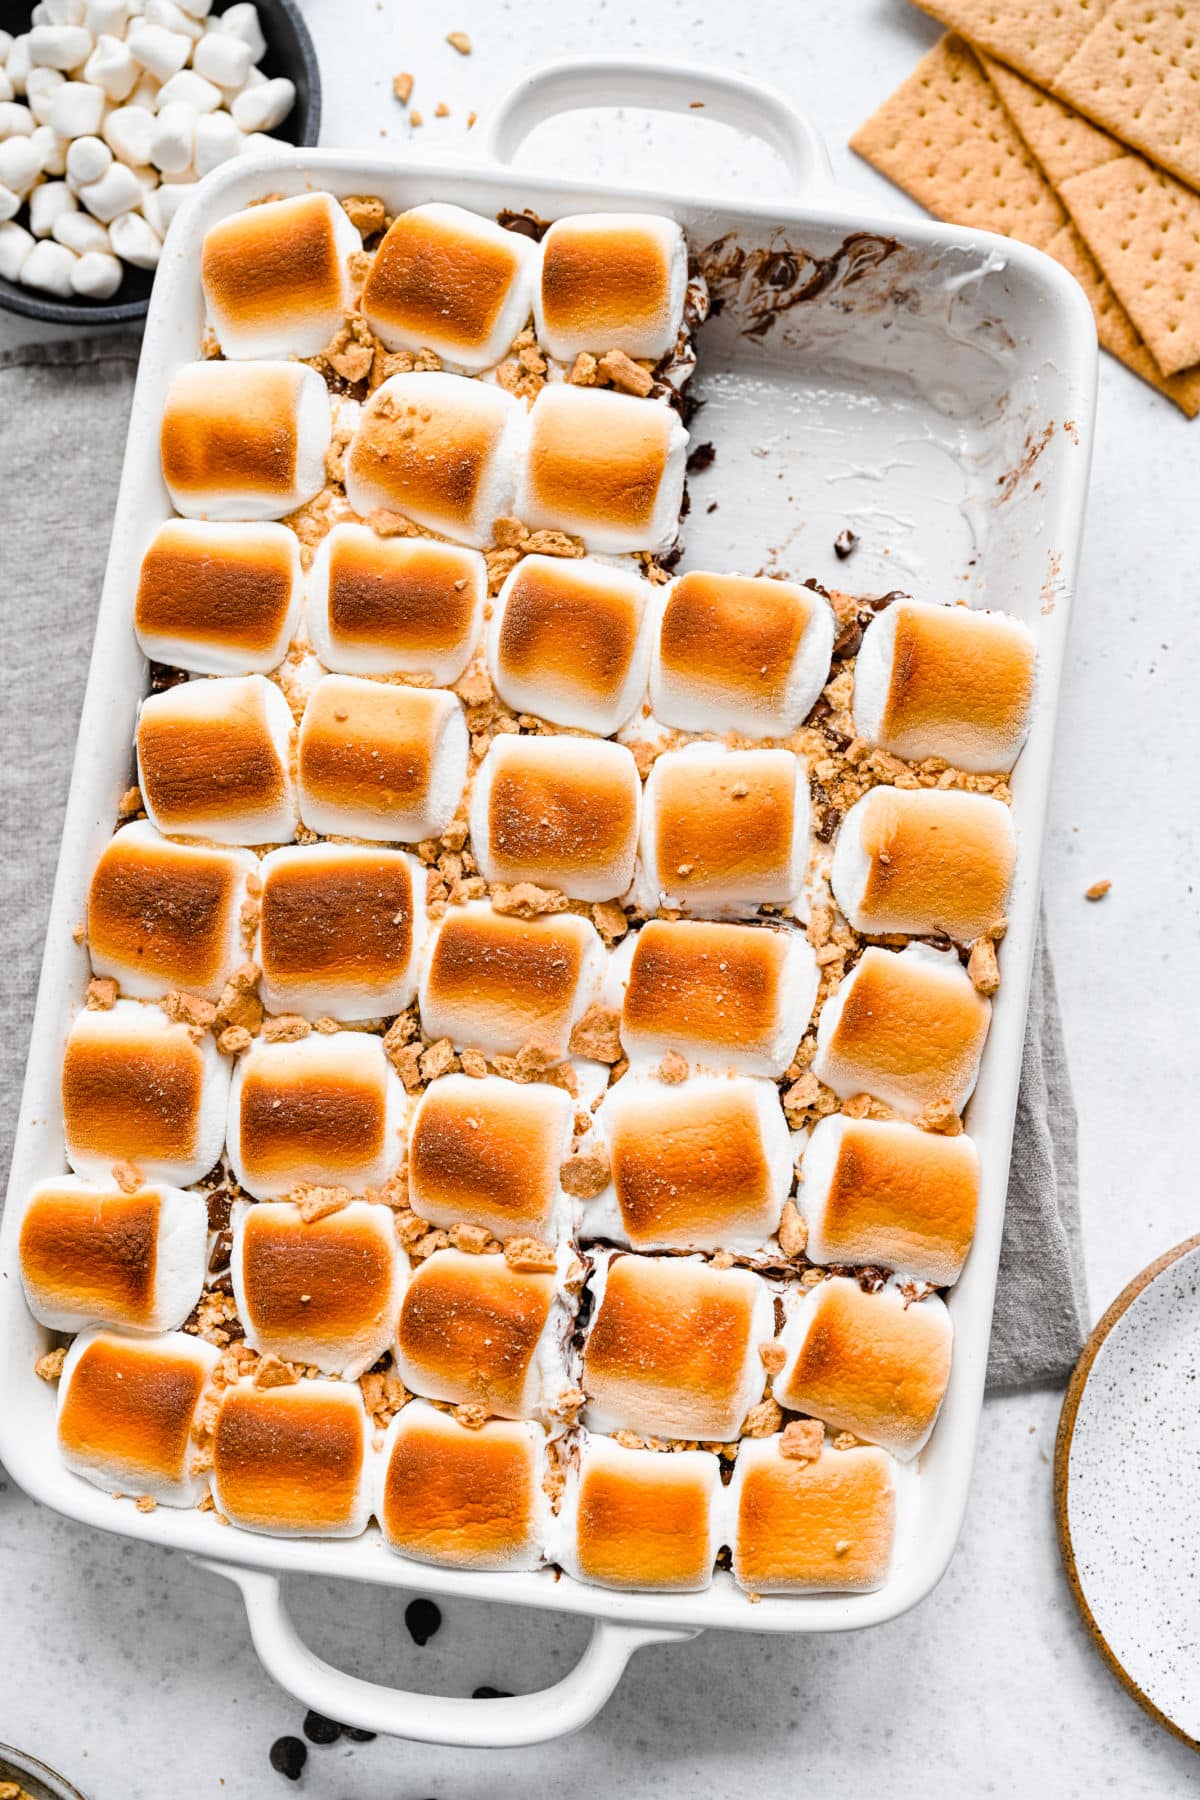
top-left (447, 30), bottom-right (473, 53)
top-left (1085, 879), bottom-right (1111, 901)
top-left (392, 72), bottom-right (414, 104)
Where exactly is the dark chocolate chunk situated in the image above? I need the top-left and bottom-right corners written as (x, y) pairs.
top-left (269, 1736), bottom-right (307, 1781)
top-left (833, 528), bottom-right (858, 560)
top-left (340, 1726), bottom-right (378, 1743)
top-left (301, 1710), bottom-right (342, 1744)
top-left (496, 208), bottom-right (549, 241)
top-left (405, 1597), bottom-right (442, 1646)
top-left (472, 1685), bottom-right (514, 1699)
top-left (686, 440), bottom-right (716, 473)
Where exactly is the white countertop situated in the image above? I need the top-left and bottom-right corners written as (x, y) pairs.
top-left (4, 1), bottom-right (1199, 1793)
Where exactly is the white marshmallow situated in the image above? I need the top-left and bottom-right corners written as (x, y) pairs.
top-left (109, 207), bottom-right (159, 266)
top-left (29, 178), bottom-right (75, 235)
top-left (0, 31), bottom-right (13, 62)
top-left (54, 205), bottom-right (108, 248)
top-left (85, 0), bottom-right (129, 35)
top-left (160, 359), bottom-right (331, 522)
top-left (192, 106), bottom-right (240, 175)
top-left (136, 673), bottom-right (298, 844)
top-left (0, 220), bottom-right (35, 279)
top-left (43, 0), bottom-right (87, 22)
top-left (0, 99), bottom-right (35, 137)
top-left (19, 237), bottom-right (77, 293)
top-left (0, 135), bottom-right (41, 195)
top-left (49, 77), bottom-right (105, 136)
top-left (0, 71), bottom-right (12, 108)
top-left (156, 68), bottom-right (221, 112)
top-left (516, 384), bottom-right (689, 556)
top-left (79, 157), bottom-right (142, 220)
top-left (65, 130), bottom-right (110, 183)
top-left (57, 1328), bottom-right (219, 1506)
top-left (126, 21), bottom-right (189, 79)
top-left (148, 99), bottom-right (196, 172)
top-left (191, 28), bottom-right (251, 90)
top-left (0, 186), bottom-right (19, 222)
top-left (70, 246), bottom-right (121, 295)
top-left (216, 2), bottom-right (266, 61)
top-left (202, 192), bottom-right (361, 358)
top-left (133, 517), bottom-right (303, 672)
top-left (133, 162), bottom-right (160, 197)
top-left (28, 25), bottom-right (93, 70)
top-left (144, 0), bottom-right (203, 38)
top-left (535, 212), bottom-right (688, 363)
top-left (238, 130), bottom-right (288, 157)
top-left (31, 123), bottom-right (69, 175)
top-left (551, 1432), bottom-right (721, 1592)
top-left (6, 38), bottom-right (34, 95)
top-left (141, 176), bottom-right (190, 235)
top-left (176, 0), bottom-right (212, 16)
top-left (306, 524), bottom-right (484, 685)
top-left (101, 101), bottom-right (154, 166)
top-left (296, 674), bottom-right (469, 844)
top-left (129, 74), bottom-right (159, 111)
top-left (23, 66), bottom-right (63, 123)
top-left (84, 32), bottom-right (137, 101)
top-left (231, 76), bottom-right (294, 133)
top-left (469, 732), bottom-right (642, 903)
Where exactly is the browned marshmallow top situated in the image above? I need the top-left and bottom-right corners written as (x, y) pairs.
top-left (409, 1078), bottom-right (566, 1236)
top-left (21, 1185), bottom-right (163, 1329)
top-left (135, 524), bottom-right (297, 660)
top-left (258, 847), bottom-right (417, 999)
top-left (161, 365), bottom-right (302, 505)
top-left (58, 1335), bottom-right (209, 1487)
top-left (379, 1407), bottom-right (542, 1568)
top-left (395, 1248), bottom-right (557, 1417)
top-left (648, 752), bottom-right (799, 897)
top-left (422, 907), bottom-right (597, 1056)
top-left (202, 193), bottom-right (349, 337)
top-left (62, 1021), bottom-right (203, 1169)
top-left (481, 738), bottom-right (640, 890)
top-left (523, 388), bottom-right (675, 538)
top-left (325, 533), bottom-right (480, 662)
top-left (213, 1383), bottom-right (367, 1533)
top-left (87, 831), bottom-right (245, 999)
top-left (347, 380), bottom-right (508, 525)
top-left (540, 218), bottom-right (676, 348)
top-left (495, 558), bottom-right (644, 709)
top-left (622, 919), bottom-right (791, 1059)
top-left (237, 1203), bottom-right (397, 1351)
top-left (658, 572), bottom-right (814, 712)
top-left (235, 1050), bottom-right (388, 1186)
top-left (363, 207), bottom-right (527, 352)
top-left (608, 1084), bottom-right (777, 1248)
top-left (136, 684), bottom-right (288, 836)
top-left (297, 680), bottom-right (448, 824)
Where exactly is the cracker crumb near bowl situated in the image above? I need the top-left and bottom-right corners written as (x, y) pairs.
top-left (392, 72), bottom-right (414, 104)
top-left (1085, 878), bottom-right (1111, 901)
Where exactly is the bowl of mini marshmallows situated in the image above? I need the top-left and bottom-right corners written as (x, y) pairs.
top-left (0, 0), bottom-right (320, 323)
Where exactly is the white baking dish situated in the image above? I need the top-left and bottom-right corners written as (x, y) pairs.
top-left (0, 57), bottom-right (1096, 1746)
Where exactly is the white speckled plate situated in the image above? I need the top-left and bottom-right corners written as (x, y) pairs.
top-left (1056, 1235), bottom-right (1200, 1751)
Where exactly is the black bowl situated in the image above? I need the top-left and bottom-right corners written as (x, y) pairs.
top-left (0, 0), bottom-right (321, 326)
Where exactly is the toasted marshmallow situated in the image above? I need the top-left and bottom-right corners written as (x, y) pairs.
top-left (555, 1433), bottom-right (719, 1592)
top-left (57, 1328), bottom-right (218, 1505)
top-left (228, 1031), bottom-right (405, 1200)
top-left (515, 386), bottom-right (688, 554)
top-left (730, 1438), bottom-right (897, 1593)
top-left (297, 673), bottom-right (468, 843)
top-left (470, 734), bottom-right (641, 903)
top-left (582, 1252), bottom-right (774, 1440)
top-left (134, 519), bottom-right (303, 676)
top-left (20, 1175), bottom-right (207, 1333)
top-left (361, 202), bottom-right (537, 371)
top-left (611, 918), bottom-right (816, 1077)
top-left (776, 1278), bottom-right (952, 1460)
top-left (377, 1399), bottom-right (547, 1571)
top-left (345, 372), bottom-right (524, 548)
top-left (160, 360), bottom-right (331, 522)
top-left (409, 1074), bottom-right (574, 1241)
top-left (831, 787), bottom-right (1015, 943)
top-left (306, 523), bottom-right (484, 685)
top-left (800, 1115), bottom-right (979, 1285)
top-left (87, 822), bottom-right (257, 1003)
top-left (231, 1199), bottom-right (406, 1379)
top-left (62, 999), bottom-right (229, 1186)
top-left (418, 902), bottom-right (605, 1060)
top-left (535, 212), bottom-right (687, 363)
top-left (813, 943), bottom-right (991, 1119)
top-left (487, 554), bottom-right (654, 734)
top-left (639, 745), bottom-right (810, 915)
top-left (393, 1246), bottom-right (571, 1421)
top-left (136, 674), bottom-right (297, 846)
top-left (651, 572), bottom-right (835, 737)
top-left (256, 843), bottom-right (424, 1020)
top-left (587, 1071), bottom-right (792, 1253)
top-left (201, 192), bottom-right (362, 359)
top-left (853, 599), bottom-right (1036, 773)
top-left (211, 1378), bottom-right (371, 1536)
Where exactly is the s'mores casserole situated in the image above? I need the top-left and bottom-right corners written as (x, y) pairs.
top-left (30, 185), bottom-right (1038, 1605)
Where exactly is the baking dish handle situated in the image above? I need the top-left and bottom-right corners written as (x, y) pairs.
top-left (485, 57), bottom-right (832, 195)
top-left (196, 1560), bottom-right (700, 1746)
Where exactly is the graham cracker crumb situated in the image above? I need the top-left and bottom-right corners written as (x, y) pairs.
top-left (460, 1047), bottom-right (487, 1079)
top-left (213, 962), bottom-right (263, 1038)
top-left (392, 71), bottom-right (413, 103)
top-left (915, 1097), bottom-right (965, 1136)
top-left (217, 1024), bottom-right (252, 1056)
top-left (446, 30), bottom-right (472, 53)
top-left (360, 1364), bottom-right (409, 1426)
top-left (567, 352), bottom-right (599, 386)
top-left (111, 1160), bottom-right (144, 1195)
top-left (262, 1012), bottom-right (311, 1043)
top-left (491, 881), bottom-right (569, 919)
top-left (448, 1222), bottom-right (494, 1254)
top-left (292, 1184), bottom-right (352, 1223)
top-left (780, 1417), bottom-right (825, 1461)
top-left (252, 1354), bottom-right (299, 1389)
top-left (342, 194), bottom-right (387, 236)
top-left (560, 1144), bottom-right (610, 1199)
top-left (597, 349), bottom-right (655, 396)
top-left (135, 1494), bottom-right (157, 1513)
top-left (435, 101), bottom-right (450, 118)
top-left (658, 1048), bottom-right (688, 1085)
top-left (454, 1402), bottom-right (489, 1429)
top-left (742, 1396), bottom-right (784, 1438)
top-left (777, 1199), bottom-right (808, 1259)
top-left (35, 1346), bottom-right (66, 1382)
top-left (410, 109), bottom-right (424, 128)
top-left (503, 1235), bottom-right (557, 1273)
top-left (162, 988), bottom-right (216, 1031)
top-left (758, 1340), bottom-right (787, 1375)
top-left (1085, 878), bottom-right (1111, 901)
top-left (968, 936), bottom-right (1001, 996)
top-left (568, 1003), bottom-right (623, 1063)
top-left (419, 1037), bottom-right (460, 1082)
top-left (85, 976), bottom-right (118, 1010)
top-left (591, 899), bottom-right (628, 946)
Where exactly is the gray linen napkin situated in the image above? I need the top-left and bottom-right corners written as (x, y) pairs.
top-left (0, 337), bottom-right (1089, 1388)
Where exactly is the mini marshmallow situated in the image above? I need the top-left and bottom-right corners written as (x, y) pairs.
top-left (487, 554), bottom-right (654, 735)
top-left (831, 786), bottom-right (1016, 943)
top-left (393, 1245), bottom-right (573, 1422)
top-left (48, 77), bottom-right (105, 136)
top-left (136, 673), bottom-right (296, 845)
top-left (0, 186), bottom-right (20, 222)
top-left (469, 733), bottom-right (642, 903)
top-left (408, 1073), bottom-right (575, 1242)
top-left (192, 107), bottom-right (240, 175)
top-left (297, 673), bottom-right (468, 844)
top-left (775, 1277), bottom-right (953, 1460)
top-left (586, 1070), bottom-right (792, 1253)
top-left (41, 2), bottom-right (88, 23)
top-left (23, 67), bottom-right (62, 123)
top-left (730, 1438), bottom-right (898, 1594)
top-left (61, 997), bottom-right (231, 1185)
top-left (141, 177), bottom-right (190, 236)
top-left (231, 1198), bottom-right (407, 1379)
top-left (0, 135), bottom-right (42, 195)
top-left (418, 901), bottom-right (606, 1061)
top-left (109, 207), bottom-right (160, 267)
top-left (30, 122), bottom-right (69, 174)
top-left (612, 918), bottom-right (817, 1078)
top-left (0, 72), bottom-right (11, 108)
top-left (160, 360), bottom-right (331, 521)
top-left (227, 1030), bottom-right (406, 1200)
top-left (256, 842), bottom-right (425, 1021)
top-left (19, 238), bottom-right (76, 294)
top-left (345, 372), bottom-right (525, 549)
top-left (84, 32), bottom-right (137, 101)
top-left (176, 0), bottom-right (213, 16)
top-left (515, 385), bottom-right (688, 555)
top-left (143, 0), bottom-right (202, 39)
top-left (306, 524), bottom-right (485, 686)
top-left (101, 99), bottom-right (154, 165)
top-left (361, 201), bottom-right (537, 372)
top-left (378, 1401), bottom-right (548, 1572)
top-left (157, 68), bottom-right (220, 112)
top-left (0, 29), bottom-right (13, 60)
top-left (812, 941), bottom-right (991, 1119)
top-left (230, 75), bottom-right (293, 133)
top-left (88, 821), bottom-right (257, 1001)
top-left (0, 100), bottom-right (36, 135)
top-left (853, 598), bottom-right (1036, 773)
top-left (799, 1114), bottom-right (980, 1285)
top-left (201, 191), bottom-right (361, 359)
top-left (65, 130), bottom-right (110, 183)
top-left (147, 98), bottom-right (195, 173)
top-left (57, 1328), bottom-right (218, 1506)
top-left (28, 24), bottom-right (93, 70)
top-left (212, 1379), bottom-right (371, 1538)
top-left (0, 221), bottom-right (36, 279)
top-left (216, 2), bottom-right (266, 60)
top-left (79, 159), bottom-right (143, 221)
top-left (20, 1175), bottom-right (208, 1333)
top-left (554, 1433), bottom-right (720, 1592)
top-left (29, 178), bottom-right (75, 236)
top-left (85, 1), bottom-right (130, 36)
top-left (651, 571), bottom-right (836, 737)
top-left (70, 247), bottom-right (120, 295)
top-left (134, 517), bottom-right (303, 674)
top-left (126, 20), bottom-right (190, 80)
top-left (54, 206), bottom-right (107, 249)
top-left (536, 212), bottom-right (688, 363)
top-left (582, 1251), bottom-right (774, 1440)
top-left (191, 27), bottom-right (251, 89)
top-left (6, 38), bottom-right (33, 95)
top-left (639, 743), bottom-right (811, 916)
